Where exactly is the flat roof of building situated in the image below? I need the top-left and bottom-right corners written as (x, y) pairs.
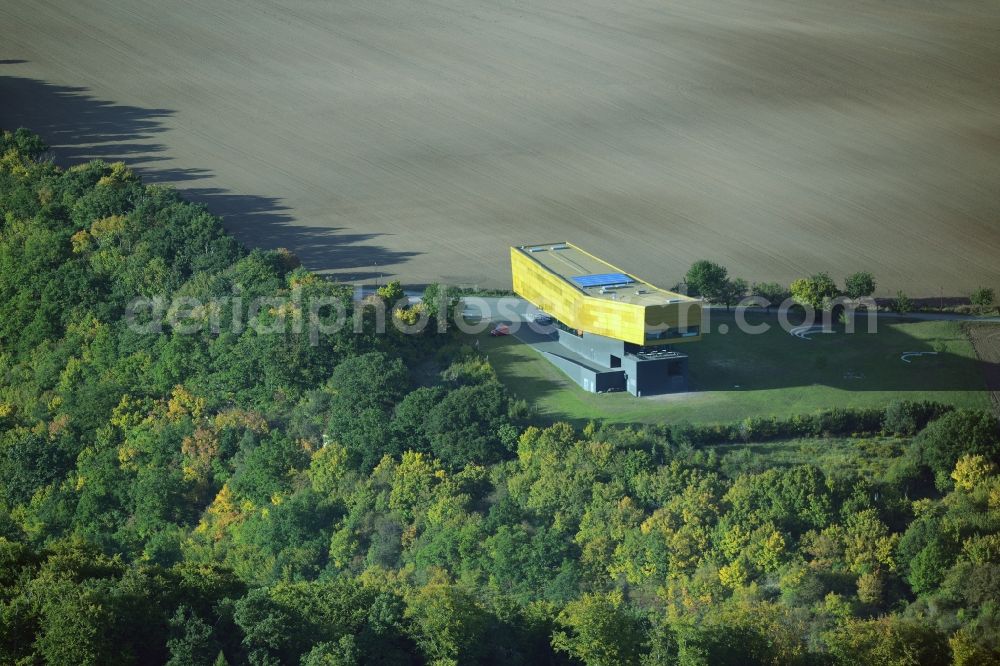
top-left (513, 242), bottom-right (699, 306)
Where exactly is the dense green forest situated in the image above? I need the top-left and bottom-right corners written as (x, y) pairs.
top-left (1, 128), bottom-right (999, 665)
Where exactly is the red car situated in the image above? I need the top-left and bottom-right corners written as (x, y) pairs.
top-left (490, 324), bottom-right (510, 336)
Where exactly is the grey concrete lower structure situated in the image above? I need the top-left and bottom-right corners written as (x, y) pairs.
top-left (551, 329), bottom-right (689, 396)
top-left (538, 350), bottom-right (626, 393)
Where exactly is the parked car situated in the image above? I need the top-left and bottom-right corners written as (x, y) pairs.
top-left (490, 324), bottom-right (510, 336)
top-left (525, 312), bottom-right (554, 326)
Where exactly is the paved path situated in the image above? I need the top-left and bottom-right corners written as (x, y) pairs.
top-left (871, 310), bottom-right (1000, 323)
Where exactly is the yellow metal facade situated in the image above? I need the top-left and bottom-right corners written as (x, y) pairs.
top-left (510, 246), bottom-right (702, 346)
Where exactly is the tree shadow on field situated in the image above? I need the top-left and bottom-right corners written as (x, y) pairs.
top-left (0, 72), bottom-right (418, 276)
top-left (185, 189), bottom-right (420, 278)
top-left (0, 75), bottom-right (176, 169)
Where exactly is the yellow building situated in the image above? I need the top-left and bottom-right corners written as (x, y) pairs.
top-left (510, 242), bottom-right (701, 346)
top-left (510, 243), bottom-right (700, 396)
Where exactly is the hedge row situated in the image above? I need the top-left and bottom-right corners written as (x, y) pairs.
top-left (667, 400), bottom-right (955, 447)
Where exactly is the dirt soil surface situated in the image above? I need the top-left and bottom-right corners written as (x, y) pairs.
top-left (966, 323), bottom-right (1000, 416)
top-left (2, 0), bottom-right (1000, 293)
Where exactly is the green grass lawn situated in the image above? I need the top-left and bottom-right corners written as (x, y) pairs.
top-left (478, 313), bottom-right (991, 426)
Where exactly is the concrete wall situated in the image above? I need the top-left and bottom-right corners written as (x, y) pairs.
top-left (540, 350), bottom-right (626, 393)
top-left (556, 329), bottom-right (625, 367)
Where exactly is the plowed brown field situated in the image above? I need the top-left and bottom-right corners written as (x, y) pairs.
top-left (3, 0), bottom-right (999, 293)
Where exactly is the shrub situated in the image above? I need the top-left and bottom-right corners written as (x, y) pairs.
top-left (739, 416), bottom-right (781, 442)
top-left (970, 287), bottom-right (996, 314)
top-left (883, 400), bottom-right (954, 436)
top-left (671, 406), bottom-right (894, 448)
top-left (893, 291), bottom-right (913, 313)
top-left (813, 407), bottom-right (882, 436)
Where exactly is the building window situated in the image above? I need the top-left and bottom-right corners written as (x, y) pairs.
top-left (646, 326), bottom-right (699, 342)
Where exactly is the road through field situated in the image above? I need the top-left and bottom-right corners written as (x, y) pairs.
top-left (2, 0), bottom-right (999, 294)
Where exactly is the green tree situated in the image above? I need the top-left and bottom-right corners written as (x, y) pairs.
top-left (301, 636), bottom-right (359, 666)
top-left (883, 400), bottom-right (951, 436)
top-left (723, 466), bottom-right (833, 535)
top-left (684, 261), bottom-right (728, 301)
top-left (669, 603), bottom-right (808, 666)
top-left (822, 616), bottom-right (949, 666)
top-left (328, 352), bottom-right (409, 413)
top-left (308, 443), bottom-right (349, 497)
top-left (167, 605), bottom-right (221, 666)
top-left (718, 278), bottom-right (748, 310)
top-left (233, 587), bottom-right (297, 665)
top-left (326, 352), bottom-right (409, 468)
top-left (377, 280), bottom-right (406, 307)
top-left (551, 590), bottom-right (646, 666)
top-left (844, 271), bottom-right (876, 299)
top-left (842, 509), bottom-right (899, 575)
top-left (790, 273), bottom-right (840, 311)
top-left (0, 428), bottom-right (72, 506)
top-left (907, 539), bottom-right (955, 595)
top-left (421, 283), bottom-right (460, 322)
top-left (425, 381), bottom-right (510, 468)
top-left (390, 387), bottom-right (447, 456)
top-left (1, 127), bottom-right (48, 158)
top-left (950, 615), bottom-right (1000, 666)
top-left (229, 430), bottom-right (310, 503)
top-left (911, 409), bottom-right (1000, 488)
top-left (31, 579), bottom-right (108, 665)
top-left (404, 575), bottom-right (489, 665)
top-left (750, 282), bottom-right (789, 311)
